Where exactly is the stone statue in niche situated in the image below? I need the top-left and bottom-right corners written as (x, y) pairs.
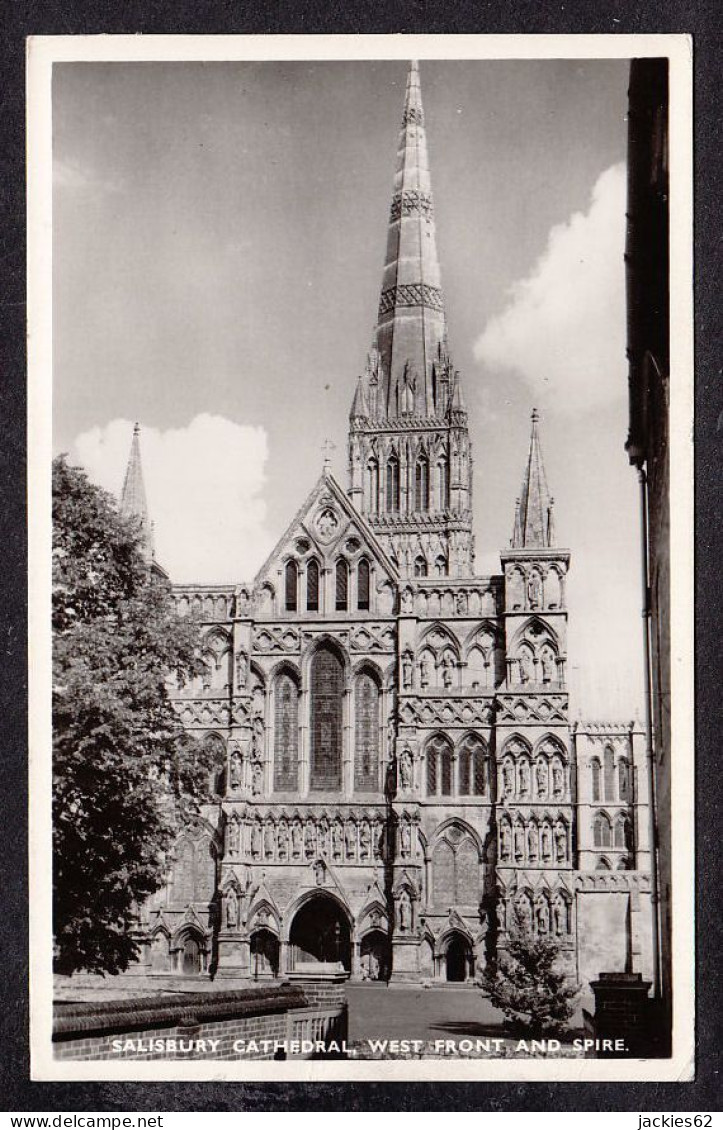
top-left (225, 887), bottom-right (239, 929)
top-left (251, 762), bottom-right (263, 796)
top-left (497, 899), bottom-right (507, 933)
top-left (502, 760), bottom-right (514, 797)
top-left (399, 747), bottom-right (413, 791)
top-left (291, 821), bottom-right (302, 858)
top-left (264, 822), bottom-right (275, 858)
top-left (229, 751), bottom-right (243, 790)
top-left (541, 825), bottom-right (552, 861)
top-left (553, 898), bottom-right (566, 936)
top-left (314, 860), bottom-right (326, 886)
top-left (235, 651), bottom-right (247, 690)
top-left (277, 822), bottom-right (289, 859)
top-left (398, 890), bottom-right (412, 932)
top-left (456, 592), bottom-right (468, 615)
top-left (555, 825), bottom-right (567, 861)
top-left (359, 822), bottom-right (371, 859)
top-left (345, 821), bottom-right (357, 858)
top-left (227, 818), bottom-right (240, 857)
top-left (400, 821), bottom-right (412, 857)
top-left (516, 896), bottom-right (532, 931)
top-left (419, 655), bottom-right (431, 689)
top-left (500, 824), bottom-right (511, 861)
top-left (401, 588), bottom-right (414, 614)
top-left (317, 507), bottom-right (339, 540)
top-left (541, 649), bottom-right (555, 683)
top-left (441, 653), bottom-right (455, 688)
top-left (251, 822), bottom-right (262, 859)
top-left (402, 652), bottom-right (414, 690)
top-left (332, 822), bottom-right (343, 859)
top-left (527, 572), bottom-right (542, 609)
top-left (236, 588), bottom-right (251, 616)
top-left (527, 825), bottom-right (538, 860)
top-left (536, 898), bottom-right (550, 934)
top-left (536, 759), bottom-right (548, 796)
top-left (514, 825), bottom-right (525, 859)
top-left (519, 760), bottom-right (530, 796)
top-left (519, 649), bottom-right (534, 684)
top-left (552, 762), bottom-right (564, 796)
top-left (317, 821), bottom-right (329, 857)
top-left (304, 822), bottom-right (316, 859)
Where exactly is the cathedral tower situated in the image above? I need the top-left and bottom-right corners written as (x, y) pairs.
top-left (348, 61), bottom-right (474, 579)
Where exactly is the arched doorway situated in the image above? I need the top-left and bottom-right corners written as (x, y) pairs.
top-left (289, 895), bottom-right (351, 972)
top-left (360, 930), bottom-right (389, 981)
top-left (178, 931), bottom-right (204, 975)
top-left (445, 932), bottom-right (472, 983)
top-left (250, 929), bottom-right (280, 979)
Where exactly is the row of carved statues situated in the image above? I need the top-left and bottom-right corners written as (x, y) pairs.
top-left (498, 888), bottom-right (572, 936)
top-left (224, 812), bottom-right (418, 863)
top-left (499, 754), bottom-right (568, 801)
top-left (499, 817), bottom-right (569, 865)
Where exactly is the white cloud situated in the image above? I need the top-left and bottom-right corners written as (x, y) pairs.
top-left (474, 163), bottom-right (627, 415)
top-left (72, 414), bottom-right (275, 584)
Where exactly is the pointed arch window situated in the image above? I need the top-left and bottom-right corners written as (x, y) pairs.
top-left (335, 558), bottom-right (348, 612)
top-left (426, 735), bottom-right (453, 798)
top-left (366, 459), bottom-right (379, 514)
top-left (306, 560), bottom-right (320, 612)
top-left (458, 736), bottom-right (486, 797)
top-left (415, 456), bottom-right (430, 511)
top-left (274, 673), bottom-right (298, 791)
top-left (618, 757), bottom-right (630, 801)
top-left (591, 758), bottom-right (601, 802)
top-left (614, 816), bottom-right (633, 851)
top-left (310, 645), bottom-right (343, 791)
top-left (603, 745), bottom-right (615, 801)
top-left (437, 458), bottom-right (449, 510)
top-left (593, 812), bottom-right (612, 848)
top-left (434, 555), bottom-right (447, 577)
top-left (414, 555), bottom-right (428, 578)
top-left (386, 455), bottom-right (400, 513)
top-left (284, 560), bottom-right (298, 612)
top-left (354, 671), bottom-right (380, 791)
top-left (357, 559), bottom-right (370, 611)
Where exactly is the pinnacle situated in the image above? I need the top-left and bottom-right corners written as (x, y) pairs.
top-left (511, 410), bottom-right (556, 549)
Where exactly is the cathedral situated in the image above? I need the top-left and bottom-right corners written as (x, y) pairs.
top-left (126, 62), bottom-right (655, 994)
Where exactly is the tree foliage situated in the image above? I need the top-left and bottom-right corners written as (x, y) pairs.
top-left (52, 455), bottom-right (213, 975)
top-left (481, 913), bottom-right (580, 1037)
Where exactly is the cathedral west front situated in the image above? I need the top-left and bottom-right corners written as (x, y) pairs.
top-left (127, 62), bottom-right (656, 996)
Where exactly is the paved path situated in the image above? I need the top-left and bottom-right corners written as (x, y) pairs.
top-left (347, 983), bottom-right (506, 1043)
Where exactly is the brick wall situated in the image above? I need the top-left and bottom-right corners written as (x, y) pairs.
top-left (53, 980), bottom-right (346, 1062)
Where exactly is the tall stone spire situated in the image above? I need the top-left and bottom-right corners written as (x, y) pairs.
top-left (347, 61), bottom-right (473, 577)
top-left (120, 422), bottom-right (154, 561)
top-left (511, 409), bottom-right (556, 549)
top-left (373, 59), bottom-right (450, 419)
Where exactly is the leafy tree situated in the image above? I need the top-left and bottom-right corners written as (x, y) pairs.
top-left (52, 455), bottom-right (214, 975)
top-left (481, 912), bottom-right (580, 1037)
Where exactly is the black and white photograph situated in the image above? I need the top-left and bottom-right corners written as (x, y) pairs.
top-left (28, 35), bottom-right (694, 1082)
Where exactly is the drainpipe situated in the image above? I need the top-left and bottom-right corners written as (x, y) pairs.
top-left (637, 466), bottom-right (662, 999)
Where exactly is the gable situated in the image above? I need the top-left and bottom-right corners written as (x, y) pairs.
top-left (253, 470), bottom-right (399, 593)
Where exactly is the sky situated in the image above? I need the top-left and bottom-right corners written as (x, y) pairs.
top-left (52, 57), bottom-right (644, 719)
